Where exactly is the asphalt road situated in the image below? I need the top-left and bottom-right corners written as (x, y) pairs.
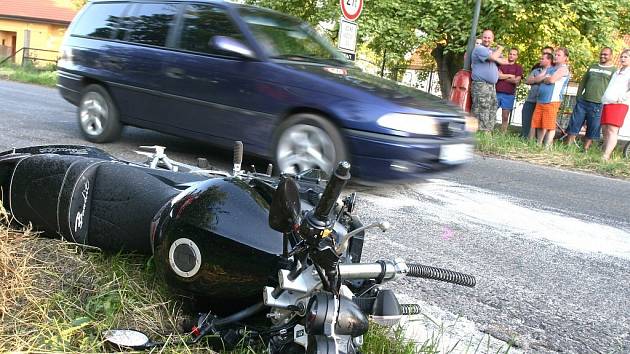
top-left (1, 80), bottom-right (629, 353)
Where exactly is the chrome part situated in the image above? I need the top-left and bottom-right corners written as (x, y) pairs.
top-left (338, 259), bottom-right (408, 281)
top-left (390, 160), bottom-right (415, 172)
top-left (79, 91), bottom-right (107, 136)
top-left (293, 324), bottom-right (308, 349)
top-left (168, 238), bottom-right (202, 278)
top-left (103, 329), bottom-right (150, 348)
top-left (279, 269), bottom-right (320, 293)
top-left (276, 124), bottom-right (336, 174)
top-left (336, 221), bottom-right (390, 254)
top-left (325, 296), bottom-right (340, 337)
top-left (391, 257), bottom-right (409, 281)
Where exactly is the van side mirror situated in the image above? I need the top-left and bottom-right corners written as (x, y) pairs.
top-left (211, 36), bottom-right (256, 59)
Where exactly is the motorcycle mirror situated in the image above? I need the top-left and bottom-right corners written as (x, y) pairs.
top-left (103, 329), bottom-right (152, 350)
top-left (269, 175), bottom-right (301, 233)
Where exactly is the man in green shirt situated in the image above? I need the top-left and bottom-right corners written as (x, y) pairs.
top-left (566, 47), bottom-right (616, 151)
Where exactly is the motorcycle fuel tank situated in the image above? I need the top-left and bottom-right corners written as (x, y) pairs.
top-left (153, 177), bottom-right (285, 310)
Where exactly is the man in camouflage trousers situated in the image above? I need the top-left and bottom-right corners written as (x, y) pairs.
top-left (471, 29), bottom-right (509, 131)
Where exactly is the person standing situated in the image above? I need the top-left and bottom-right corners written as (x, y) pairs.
top-left (601, 49), bottom-right (630, 160)
top-left (565, 47), bottom-right (616, 151)
top-left (496, 48), bottom-right (523, 132)
top-left (529, 48), bottom-right (571, 146)
top-left (471, 29), bottom-right (508, 132)
top-left (521, 47), bottom-right (554, 138)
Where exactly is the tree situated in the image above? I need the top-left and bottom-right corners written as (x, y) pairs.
top-left (244, 0), bottom-right (630, 97)
top-left (412, 0), bottom-right (630, 96)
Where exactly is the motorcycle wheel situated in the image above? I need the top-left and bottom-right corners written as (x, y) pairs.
top-left (623, 141), bottom-right (630, 159)
top-left (78, 84), bottom-right (122, 143)
top-left (273, 113), bottom-right (348, 177)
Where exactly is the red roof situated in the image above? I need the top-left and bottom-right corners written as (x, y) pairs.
top-left (0, 0), bottom-right (78, 24)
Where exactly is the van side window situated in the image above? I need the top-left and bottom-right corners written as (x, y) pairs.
top-left (72, 3), bottom-right (128, 39)
top-left (178, 4), bottom-right (245, 56)
top-left (126, 3), bottom-right (179, 47)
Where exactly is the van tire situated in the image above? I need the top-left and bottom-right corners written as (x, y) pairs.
top-left (77, 84), bottom-right (122, 143)
top-left (273, 113), bottom-right (348, 176)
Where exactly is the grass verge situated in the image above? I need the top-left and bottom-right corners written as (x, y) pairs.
top-left (363, 324), bottom-right (436, 353)
top-left (0, 63), bottom-right (57, 87)
top-left (475, 131), bottom-right (630, 179)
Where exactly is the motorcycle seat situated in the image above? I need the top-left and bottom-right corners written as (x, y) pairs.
top-left (7, 154), bottom-right (183, 254)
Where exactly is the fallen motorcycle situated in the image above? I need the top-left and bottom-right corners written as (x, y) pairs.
top-left (0, 143), bottom-right (475, 353)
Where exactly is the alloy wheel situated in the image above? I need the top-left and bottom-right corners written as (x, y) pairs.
top-left (276, 124), bottom-right (336, 175)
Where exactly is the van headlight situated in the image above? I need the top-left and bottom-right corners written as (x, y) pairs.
top-left (376, 113), bottom-right (440, 135)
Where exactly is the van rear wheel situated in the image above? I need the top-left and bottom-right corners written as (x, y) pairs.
top-left (78, 84), bottom-right (122, 143)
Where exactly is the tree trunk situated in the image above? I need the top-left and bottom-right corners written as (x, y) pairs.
top-left (431, 44), bottom-right (463, 99)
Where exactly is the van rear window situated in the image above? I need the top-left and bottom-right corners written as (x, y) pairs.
top-left (72, 2), bottom-right (128, 39)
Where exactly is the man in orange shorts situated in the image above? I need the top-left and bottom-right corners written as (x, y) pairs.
top-left (529, 49), bottom-right (571, 146)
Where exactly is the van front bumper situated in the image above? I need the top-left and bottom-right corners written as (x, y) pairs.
top-left (344, 129), bottom-right (474, 182)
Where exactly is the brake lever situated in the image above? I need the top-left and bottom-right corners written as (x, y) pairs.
top-left (336, 221), bottom-right (390, 254)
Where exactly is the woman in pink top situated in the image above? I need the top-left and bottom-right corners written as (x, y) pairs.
top-left (601, 49), bottom-right (630, 160)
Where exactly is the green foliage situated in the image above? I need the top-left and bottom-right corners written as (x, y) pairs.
top-left (245, 0), bottom-right (630, 86)
top-left (247, 0), bottom-right (338, 31)
top-left (363, 324), bottom-right (431, 354)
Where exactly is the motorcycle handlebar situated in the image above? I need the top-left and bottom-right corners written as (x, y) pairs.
top-left (339, 260), bottom-right (476, 288)
top-left (313, 161), bottom-right (351, 221)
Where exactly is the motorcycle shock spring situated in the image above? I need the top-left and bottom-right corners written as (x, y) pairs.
top-left (400, 304), bottom-right (422, 316)
top-left (407, 263), bottom-right (476, 287)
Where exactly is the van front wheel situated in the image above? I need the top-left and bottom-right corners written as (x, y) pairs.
top-left (273, 113), bottom-right (348, 177)
top-left (78, 84), bottom-right (122, 143)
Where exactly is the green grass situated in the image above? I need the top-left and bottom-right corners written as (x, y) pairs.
top-left (475, 130), bottom-right (630, 179)
top-left (0, 62), bottom-right (57, 87)
top-left (363, 324), bottom-right (436, 353)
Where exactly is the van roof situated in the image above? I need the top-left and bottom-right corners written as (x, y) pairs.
top-left (90, 0), bottom-right (238, 7)
top-left (89, 0), bottom-right (298, 21)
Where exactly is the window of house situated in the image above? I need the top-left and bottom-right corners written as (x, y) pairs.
top-left (177, 4), bottom-right (245, 56)
top-left (126, 3), bottom-right (179, 47)
top-left (72, 3), bottom-right (128, 39)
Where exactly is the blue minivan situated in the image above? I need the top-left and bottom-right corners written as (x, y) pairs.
top-left (57, 0), bottom-right (475, 181)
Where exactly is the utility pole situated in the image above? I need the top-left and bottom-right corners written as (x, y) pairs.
top-left (464, 0), bottom-right (482, 71)
top-left (449, 0), bottom-right (482, 112)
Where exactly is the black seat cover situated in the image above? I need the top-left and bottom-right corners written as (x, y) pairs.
top-left (8, 154), bottom-right (182, 254)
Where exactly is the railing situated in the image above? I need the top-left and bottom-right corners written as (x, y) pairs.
top-left (0, 47), bottom-right (59, 66)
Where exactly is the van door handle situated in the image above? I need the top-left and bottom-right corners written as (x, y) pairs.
top-left (166, 68), bottom-right (185, 79)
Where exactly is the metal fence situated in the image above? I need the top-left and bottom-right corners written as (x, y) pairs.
top-left (0, 47), bottom-right (59, 67)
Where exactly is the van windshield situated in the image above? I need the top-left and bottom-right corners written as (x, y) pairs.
top-left (238, 7), bottom-right (348, 65)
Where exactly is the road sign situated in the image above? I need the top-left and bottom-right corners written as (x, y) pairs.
top-left (338, 19), bottom-right (358, 56)
top-left (341, 52), bottom-right (356, 61)
top-left (340, 0), bottom-right (363, 22)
